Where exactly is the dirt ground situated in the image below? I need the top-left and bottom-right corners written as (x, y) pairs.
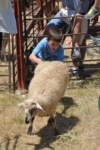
top-left (0, 82), bottom-right (100, 150)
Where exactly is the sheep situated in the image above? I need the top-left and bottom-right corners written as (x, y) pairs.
top-left (18, 61), bottom-right (69, 135)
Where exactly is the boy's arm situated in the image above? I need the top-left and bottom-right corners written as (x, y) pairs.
top-left (29, 39), bottom-right (45, 64)
top-left (29, 53), bottom-right (42, 64)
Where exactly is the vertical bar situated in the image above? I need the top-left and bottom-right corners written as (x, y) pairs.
top-left (45, 0), bottom-right (49, 24)
top-left (13, 0), bottom-right (26, 91)
top-left (37, 0), bottom-right (44, 30)
top-left (11, 34), bottom-right (15, 91)
top-left (8, 34), bottom-right (11, 91)
top-left (49, 0), bottom-right (55, 15)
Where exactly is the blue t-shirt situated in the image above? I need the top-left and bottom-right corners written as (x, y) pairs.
top-left (32, 38), bottom-right (64, 61)
top-left (62, 0), bottom-right (89, 14)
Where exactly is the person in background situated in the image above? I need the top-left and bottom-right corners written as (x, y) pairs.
top-left (0, 0), bottom-right (17, 52)
top-left (85, 0), bottom-right (100, 19)
top-left (0, 0), bottom-right (17, 34)
top-left (29, 27), bottom-right (64, 64)
top-left (39, 0), bottom-right (90, 77)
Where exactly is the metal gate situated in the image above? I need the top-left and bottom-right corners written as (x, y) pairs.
top-left (0, 0), bottom-right (59, 92)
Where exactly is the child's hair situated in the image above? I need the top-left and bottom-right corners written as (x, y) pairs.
top-left (47, 27), bottom-right (63, 42)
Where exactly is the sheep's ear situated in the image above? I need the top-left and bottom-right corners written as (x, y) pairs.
top-left (36, 103), bottom-right (44, 111)
top-left (17, 102), bottom-right (24, 107)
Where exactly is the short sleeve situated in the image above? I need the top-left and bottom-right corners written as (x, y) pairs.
top-left (57, 46), bottom-right (64, 61)
top-left (32, 38), bottom-right (46, 59)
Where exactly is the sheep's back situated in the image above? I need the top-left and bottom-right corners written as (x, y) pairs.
top-left (28, 61), bottom-right (69, 113)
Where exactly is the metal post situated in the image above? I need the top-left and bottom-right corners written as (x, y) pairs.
top-left (37, 0), bottom-right (44, 30)
top-left (13, 0), bottom-right (26, 91)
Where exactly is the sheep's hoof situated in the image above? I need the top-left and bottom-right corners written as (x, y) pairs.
top-left (27, 126), bottom-right (33, 135)
top-left (54, 128), bottom-right (60, 136)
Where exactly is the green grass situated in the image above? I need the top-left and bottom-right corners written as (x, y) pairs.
top-left (0, 82), bottom-right (100, 150)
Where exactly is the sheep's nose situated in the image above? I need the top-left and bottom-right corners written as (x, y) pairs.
top-left (25, 117), bottom-right (29, 124)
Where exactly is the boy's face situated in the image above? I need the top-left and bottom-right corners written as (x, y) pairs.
top-left (48, 39), bottom-right (60, 51)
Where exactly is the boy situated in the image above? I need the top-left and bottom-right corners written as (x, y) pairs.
top-left (85, 0), bottom-right (100, 19)
top-left (29, 27), bottom-right (64, 64)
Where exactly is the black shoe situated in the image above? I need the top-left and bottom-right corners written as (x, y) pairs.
top-left (79, 70), bottom-right (91, 78)
top-left (78, 65), bottom-right (84, 70)
top-left (78, 65), bottom-right (91, 78)
top-left (72, 70), bottom-right (79, 77)
top-left (71, 68), bottom-right (91, 78)
top-left (72, 72), bottom-right (78, 76)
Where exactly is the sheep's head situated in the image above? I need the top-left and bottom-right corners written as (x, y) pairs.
top-left (18, 99), bottom-right (44, 124)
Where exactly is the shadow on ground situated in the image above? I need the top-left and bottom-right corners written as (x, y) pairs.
top-left (0, 135), bottom-right (21, 150)
top-left (60, 96), bottom-right (78, 114)
top-left (26, 96), bottom-right (79, 150)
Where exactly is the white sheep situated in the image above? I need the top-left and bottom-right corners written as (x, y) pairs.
top-left (18, 61), bottom-right (69, 135)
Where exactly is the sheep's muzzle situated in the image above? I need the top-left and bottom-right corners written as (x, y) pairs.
top-left (25, 117), bottom-right (30, 124)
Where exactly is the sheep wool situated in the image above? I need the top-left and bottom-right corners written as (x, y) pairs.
top-left (28, 61), bottom-right (69, 116)
top-left (18, 61), bottom-right (70, 135)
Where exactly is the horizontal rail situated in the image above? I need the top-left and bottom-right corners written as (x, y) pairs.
top-left (71, 77), bottom-right (100, 80)
top-left (0, 75), bottom-right (9, 76)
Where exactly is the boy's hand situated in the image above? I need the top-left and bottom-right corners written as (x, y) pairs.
top-left (38, 60), bottom-right (43, 64)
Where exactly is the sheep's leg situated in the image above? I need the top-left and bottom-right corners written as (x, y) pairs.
top-left (52, 118), bottom-right (60, 136)
top-left (48, 115), bottom-right (60, 136)
top-left (27, 117), bottom-right (34, 135)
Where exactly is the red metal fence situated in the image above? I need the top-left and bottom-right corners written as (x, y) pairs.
top-left (13, 0), bottom-right (59, 91)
